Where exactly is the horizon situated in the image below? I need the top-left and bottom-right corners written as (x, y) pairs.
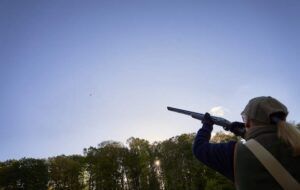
top-left (1, 0), bottom-right (300, 161)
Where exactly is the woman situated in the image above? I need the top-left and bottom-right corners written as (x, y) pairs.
top-left (193, 96), bottom-right (300, 189)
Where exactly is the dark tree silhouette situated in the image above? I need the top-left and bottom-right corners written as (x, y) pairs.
top-left (0, 132), bottom-right (237, 190)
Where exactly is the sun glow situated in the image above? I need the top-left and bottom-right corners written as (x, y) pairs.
top-left (154, 160), bottom-right (160, 167)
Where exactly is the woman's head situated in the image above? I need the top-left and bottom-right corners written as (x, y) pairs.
top-left (242, 96), bottom-right (300, 156)
top-left (241, 96), bottom-right (288, 127)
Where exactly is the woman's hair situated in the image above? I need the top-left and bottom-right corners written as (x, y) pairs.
top-left (277, 121), bottom-right (300, 156)
top-left (249, 117), bottom-right (300, 156)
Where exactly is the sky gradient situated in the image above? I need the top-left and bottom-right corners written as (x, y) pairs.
top-left (1, 0), bottom-right (300, 161)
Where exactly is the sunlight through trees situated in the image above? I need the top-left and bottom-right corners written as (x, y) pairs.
top-left (0, 132), bottom-right (237, 190)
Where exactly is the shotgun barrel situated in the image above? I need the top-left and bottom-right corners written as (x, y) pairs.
top-left (167, 106), bottom-right (231, 129)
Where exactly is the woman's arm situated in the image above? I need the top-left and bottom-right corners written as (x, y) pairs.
top-left (193, 123), bottom-right (236, 182)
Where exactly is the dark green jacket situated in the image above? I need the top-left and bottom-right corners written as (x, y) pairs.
top-left (235, 125), bottom-right (300, 190)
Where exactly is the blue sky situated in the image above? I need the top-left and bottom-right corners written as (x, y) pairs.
top-left (1, 0), bottom-right (299, 161)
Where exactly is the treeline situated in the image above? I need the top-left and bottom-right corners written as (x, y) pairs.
top-left (0, 132), bottom-right (238, 190)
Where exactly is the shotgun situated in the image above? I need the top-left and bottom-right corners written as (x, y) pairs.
top-left (167, 106), bottom-right (245, 137)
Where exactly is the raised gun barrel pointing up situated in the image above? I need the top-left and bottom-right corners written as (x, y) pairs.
top-left (167, 107), bottom-right (231, 130)
top-left (167, 107), bottom-right (246, 137)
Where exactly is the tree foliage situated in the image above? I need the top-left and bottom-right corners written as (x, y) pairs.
top-left (85, 141), bottom-right (128, 190)
top-left (0, 158), bottom-right (48, 190)
top-left (0, 132), bottom-right (236, 190)
top-left (48, 155), bottom-right (84, 190)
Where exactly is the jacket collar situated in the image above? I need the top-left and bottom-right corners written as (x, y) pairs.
top-left (245, 125), bottom-right (277, 140)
